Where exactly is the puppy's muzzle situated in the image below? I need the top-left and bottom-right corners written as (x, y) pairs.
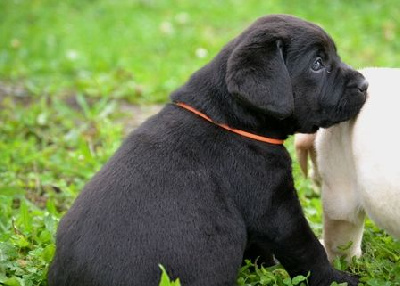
top-left (347, 72), bottom-right (369, 102)
top-left (357, 79), bottom-right (369, 93)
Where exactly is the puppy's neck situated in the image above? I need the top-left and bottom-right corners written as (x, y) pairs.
top-left (170, 58), bottom-right (296, 140)
top-left (174, 102), bottom-right (285, 145)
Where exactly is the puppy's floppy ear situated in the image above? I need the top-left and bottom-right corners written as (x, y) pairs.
top-left (226, 30), bottom-right (293, 120)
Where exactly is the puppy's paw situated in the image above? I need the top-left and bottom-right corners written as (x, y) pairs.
top-left (330, 269), bottom-right (359, 286)
top-left (309, 268), bottom-right (359, 286)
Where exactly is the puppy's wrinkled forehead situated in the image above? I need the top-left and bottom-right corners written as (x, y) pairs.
top-left (252, 14), bottom-right (337, 55)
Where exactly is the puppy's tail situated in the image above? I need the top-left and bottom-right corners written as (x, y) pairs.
top-left (294, 133), bottom-right (317, 178)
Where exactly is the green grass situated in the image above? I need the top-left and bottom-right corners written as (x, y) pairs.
top-left (1, 0), bottom-right (400, 285)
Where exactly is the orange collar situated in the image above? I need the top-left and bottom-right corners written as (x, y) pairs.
top-left (175, 102), bottom-right (284, 145)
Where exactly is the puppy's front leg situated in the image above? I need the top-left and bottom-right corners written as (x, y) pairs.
top-left (253, 188), bottom-right (358, 286)
top-left (324, 212), bottom-right (365, 262)
top-left (322, 182), bottom-right (366, 261)
top-left (242, 240), bottom-right (275, 267)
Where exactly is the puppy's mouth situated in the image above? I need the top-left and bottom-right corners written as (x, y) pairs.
top-left (347, 88), bottom-right (367, 109)
top-left (321, 94), bottom-right (366, 128)
top-left (332, 74), bottom-right (368, 120)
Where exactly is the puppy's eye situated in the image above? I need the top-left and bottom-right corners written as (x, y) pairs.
top-left (311, 57), bottom-right (324, 71)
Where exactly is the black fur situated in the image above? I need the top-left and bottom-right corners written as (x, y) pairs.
top-left (48, 15), bottom-right (366, 286)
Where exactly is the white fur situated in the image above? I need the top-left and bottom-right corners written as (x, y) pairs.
top-left (302, 68), bottom-right (400, 261)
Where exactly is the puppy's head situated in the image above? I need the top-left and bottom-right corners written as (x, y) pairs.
top-left (225, 14), bottom-right (367, 133)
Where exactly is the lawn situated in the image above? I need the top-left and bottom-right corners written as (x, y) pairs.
top-left (1, 0), bottom-right (399, 285)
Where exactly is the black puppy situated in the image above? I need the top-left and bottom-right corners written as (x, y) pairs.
top-left (48, 15), bottom-right (367, 286)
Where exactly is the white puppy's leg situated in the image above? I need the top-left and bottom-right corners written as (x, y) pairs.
top-left (323, 212), bottom-right (365, 262)
top-left (316, 124), bottom-right (366, 262)
top-left (322, 183), bottom-right (366, 262)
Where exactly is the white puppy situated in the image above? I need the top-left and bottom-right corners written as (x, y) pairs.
top-left (295, 67), bottom-right (400, 261)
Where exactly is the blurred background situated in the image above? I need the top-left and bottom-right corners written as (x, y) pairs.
top-left (0, 1), bottom-right (399, 285)
top-left (1, 0), bottom-right (399, 103)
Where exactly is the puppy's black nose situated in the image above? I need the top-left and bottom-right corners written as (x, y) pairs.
top-left (358, 79), bottom-right (369, 92)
